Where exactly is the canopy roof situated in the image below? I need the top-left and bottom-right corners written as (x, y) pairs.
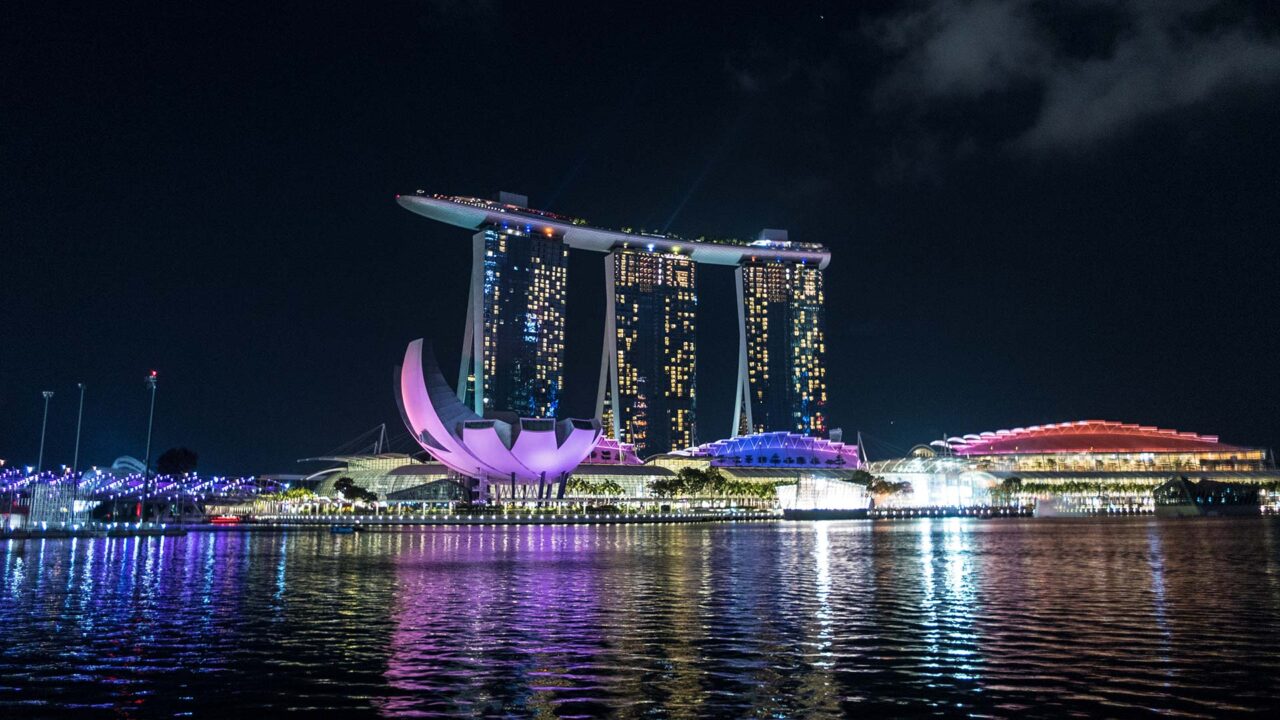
top-left (672, 431), bottom-right (861, 468)
top-left (932, 420), bottom-right (1246, 455)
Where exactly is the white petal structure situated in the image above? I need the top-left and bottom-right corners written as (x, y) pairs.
top-left (397, 339), bottom-right (602, 499)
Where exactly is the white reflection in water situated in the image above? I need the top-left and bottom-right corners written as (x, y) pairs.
top-left (275, 532), bottom-right (289, 604)
top-left (76, 538), bottom-right (95, 612)
top-left (1146, 525), bottom-right (1173, 674)
top-left (2, 541), bottom-right (22, 597)
top-left (129, 536), bottom-right (142, 595)
top-left (63, 536), bottom-right (79, 618)
top-left (201, 529), bottom-right (217, 607)
top-left (143, 537), bottom-right (158, 592)
top-left (918, 518), bottom-right (981, 682)
top-left (813, 522), bottom-right (833, 666)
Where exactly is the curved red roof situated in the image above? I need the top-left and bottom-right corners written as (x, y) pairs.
top-left (934, 420), bottom-right (1245, 455)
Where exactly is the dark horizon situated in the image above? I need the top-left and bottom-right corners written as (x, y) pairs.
top-left (4, 1), bottom-right (1279, 474)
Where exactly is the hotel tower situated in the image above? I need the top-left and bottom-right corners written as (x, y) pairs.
top-left (597, 248), bottom-right (698, 457)
top-left (733, 240), bottom-right (827, 437)
top-left (398, 192), bottom-right (829, 453)
top-left (456, 193), bottom-right (569, 418)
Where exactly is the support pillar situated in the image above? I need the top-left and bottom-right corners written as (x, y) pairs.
top-left (731, 266), bottom-right (753, 436)
top-left (595, 253), bottom-right (622, 439)
top-left (459, 231), bottom-right (487, 412)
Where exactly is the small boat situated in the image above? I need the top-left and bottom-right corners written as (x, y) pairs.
top-left (1153, 477), bottom-right (1260, 518)
top-left (329, 524), bottom-right (361, 534)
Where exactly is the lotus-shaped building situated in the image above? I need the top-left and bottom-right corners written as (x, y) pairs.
top-left (396, 339), bottom-right (602, 501)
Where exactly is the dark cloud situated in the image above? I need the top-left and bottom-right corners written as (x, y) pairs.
top-left (872, 0), bottom-right (1046, 101)
top-left (871, 0), bottom-right (1280, 151)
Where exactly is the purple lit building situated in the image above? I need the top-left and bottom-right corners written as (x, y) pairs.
top-left (397, 338), bottom-right (602, 502)
top-left (667, 431), bottom-right (861, 469)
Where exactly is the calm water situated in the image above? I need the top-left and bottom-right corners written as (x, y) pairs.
top-left (3, 519), bottom-right (1280, 718)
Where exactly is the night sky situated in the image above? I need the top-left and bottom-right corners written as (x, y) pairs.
top-left (4, 1), bottom-right (1279, 474)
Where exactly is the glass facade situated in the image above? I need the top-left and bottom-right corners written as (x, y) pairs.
top-left (737, 260), bottom-right (826, 435)
top-left (867, 445), bottom-right (1278, 512)
top-left (963, 449), bottom-right (1270, 473)
top-left (464, 226), bottom-right (569, 418)
top-left (600, 249), bottom-right (697, 457)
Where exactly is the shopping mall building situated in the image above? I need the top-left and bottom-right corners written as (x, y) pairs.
top-left (866, 420), bottom-right (1277, 511)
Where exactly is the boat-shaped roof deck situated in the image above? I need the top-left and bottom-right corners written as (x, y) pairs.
top-left (397, 193), bottom-right (831, 269)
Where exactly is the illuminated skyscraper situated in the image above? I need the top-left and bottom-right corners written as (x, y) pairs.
top-left (398, 194), bottom-right (831, 436)
top-left (597, 249), bottom-right (697, 456)
top-left (733, 256), bottom-right (826, 436)
top-left (458, 224), bottom-right (569, 417)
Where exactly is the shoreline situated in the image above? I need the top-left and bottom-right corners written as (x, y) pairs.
top-left (7, 507), bottom-right (1275, 540)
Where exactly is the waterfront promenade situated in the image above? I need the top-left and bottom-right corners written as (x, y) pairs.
top-left (249, 509), bottom-right (779, 527)
top-left (1, 511), bottom-right (780, 539)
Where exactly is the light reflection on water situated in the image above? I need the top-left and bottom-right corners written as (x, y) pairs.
top-left (2, 519), bottom-right (1280, 717)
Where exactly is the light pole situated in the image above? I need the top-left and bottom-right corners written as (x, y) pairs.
top-left (72, 383), bottom-right (86, 523)
top-left (142, 371), bottom-right (158, 523)
top-left (72, 383), bottom-right (85, 475)
top-left (37, 391), bottom-right (54, 472)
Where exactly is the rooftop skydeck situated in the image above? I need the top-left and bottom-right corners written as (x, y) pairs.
top-left (397, 192), bottom-right (832, 269)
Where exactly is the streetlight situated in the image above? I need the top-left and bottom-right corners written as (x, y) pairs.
top-left (142, 371), bottom-right (158, 523)
top-left (72, 383), bottom-right (85, 475)
top-left (37, 391), bottom-right (54, 472)
top-left (72, 383), bottom-right (86, 523)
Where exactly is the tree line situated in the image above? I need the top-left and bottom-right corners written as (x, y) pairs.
top-left (649, 468), bottom-right (788, 499)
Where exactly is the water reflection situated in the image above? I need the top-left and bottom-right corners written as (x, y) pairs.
top-left (2, 520), bottom-right (1280, 717)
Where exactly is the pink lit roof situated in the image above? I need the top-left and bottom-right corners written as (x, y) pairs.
top-left (933, 420), bottom-right (1246, 455)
